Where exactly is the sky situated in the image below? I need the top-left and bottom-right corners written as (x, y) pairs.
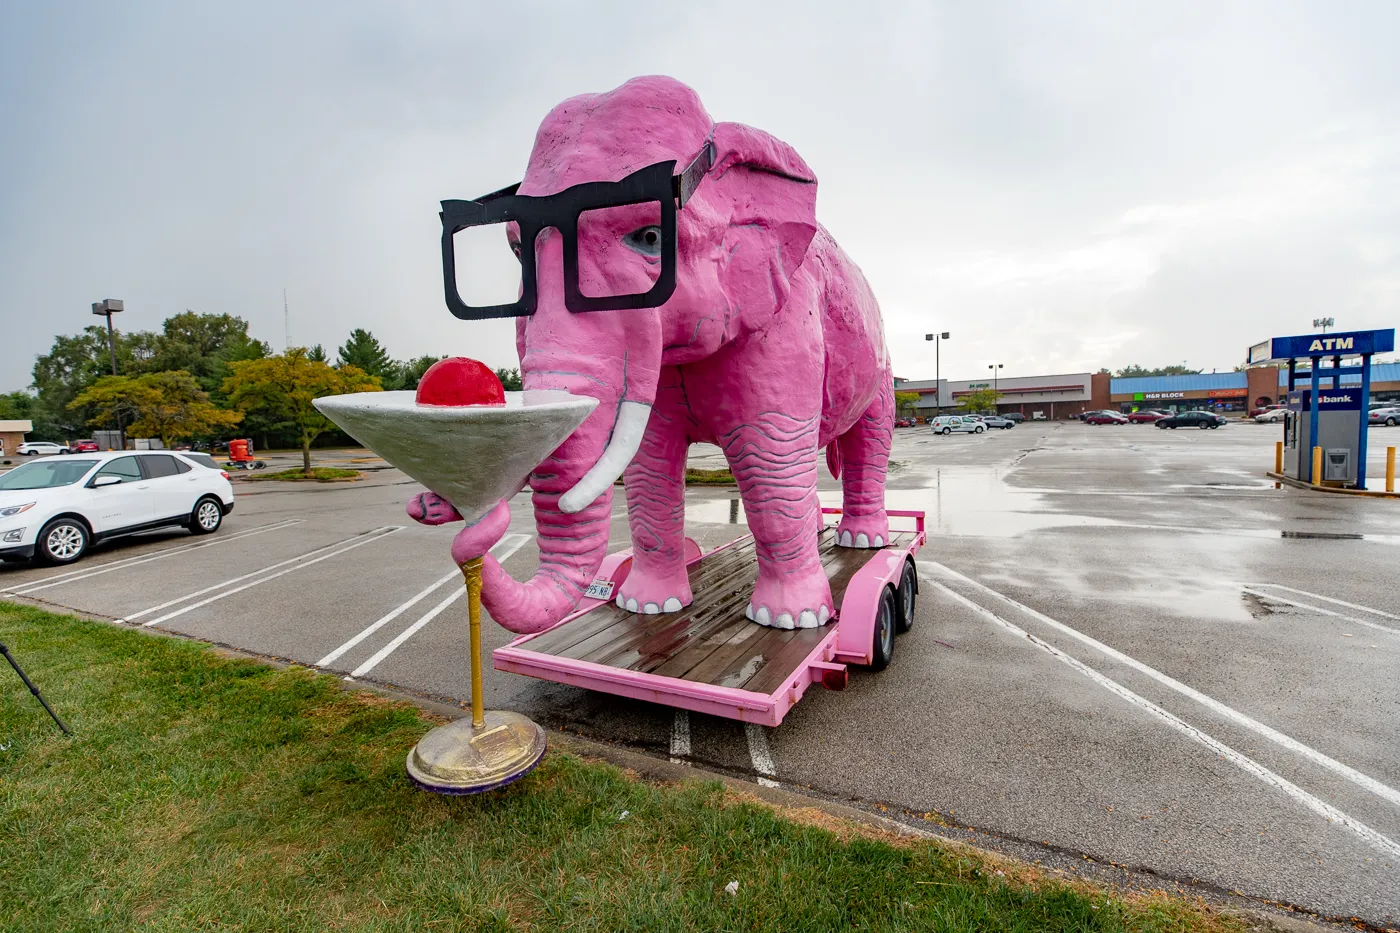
top-left (2, 1), bottom-right (1398, 390)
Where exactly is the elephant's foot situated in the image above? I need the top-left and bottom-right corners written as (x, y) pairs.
top-left (745, 564), bottom-right (834, 630)
top-left (616, 565), bottom-right (693, 615)
top-left (835, 510), bottom-right (890, 549)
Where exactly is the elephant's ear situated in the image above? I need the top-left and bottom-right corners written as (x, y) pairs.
top-left (709, 122), bottom-right (819, 320)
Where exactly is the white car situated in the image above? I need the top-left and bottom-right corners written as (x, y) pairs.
top-left (0, 451), bottom-right (234, 565)
top-left (930, 415), bottom-right (985, 435)
top-left (1253, 408), bottom-right (1288, 423)
top-left (17, 441), bottom-right (70, 456)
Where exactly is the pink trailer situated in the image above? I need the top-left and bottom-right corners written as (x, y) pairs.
top-left (493, 508), bottom-right (926, 726)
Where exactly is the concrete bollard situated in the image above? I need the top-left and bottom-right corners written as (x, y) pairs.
top-left (1388, 447), bottom-right (1395, 493)
top-left (1312, 446), bottom-right (1323, 487)
top-left (1274, 440), bottom-right (1283, 475)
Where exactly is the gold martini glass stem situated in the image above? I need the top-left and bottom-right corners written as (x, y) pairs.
top-left (460, 556), bottom-right (486, 729)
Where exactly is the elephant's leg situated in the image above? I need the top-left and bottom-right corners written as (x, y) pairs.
top-left (721, 411), bottom-right (834, 630)
top-left (835, 380), bottom-right (893, 548)
top-left (616, 373), bottom-right (693, 614)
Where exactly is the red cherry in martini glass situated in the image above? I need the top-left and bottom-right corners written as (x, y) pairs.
top-left (416, 357), bottom-right (506, 407)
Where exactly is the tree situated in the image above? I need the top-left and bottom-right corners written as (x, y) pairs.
top-left (31, 326), bottom-right (147, 438)
top-left (495, 367), bottom-right (523, 391)
top-left (957, 387), bottom-right (1002, 414)
top-left (307, 344), bottom-right (328, 363)
top-left (69, 371), bottom-right (242, 448)
top-left (894, 391), bottom-right (921, 418)
top-left (1114, 364), bottom-right (1202, 378)
top-left (145, 312), bottom-right (270, 396)
top-left (224, 349), bottom-right (381, 475)
top-left (337, 329), bottom-right (399, 388)
top-left (399, 355), bottom-right (445, 390)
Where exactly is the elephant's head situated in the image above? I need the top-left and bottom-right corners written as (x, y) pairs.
top-left (455, 76), bottom-right (821, 633)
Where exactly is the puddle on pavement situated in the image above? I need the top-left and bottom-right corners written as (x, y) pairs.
top-left (685, 470), bottom-right (1121, 538)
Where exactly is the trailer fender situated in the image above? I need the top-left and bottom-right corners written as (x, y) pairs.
top-left (834, 547), bottom-right (910, 664)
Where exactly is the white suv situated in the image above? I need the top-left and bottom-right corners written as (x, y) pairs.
top-left (17, 441), bottom-right (70, 456)
top-left (0, 451), bottom-right (235, 565)
top-left (929, 415), bottom-right (985, 435)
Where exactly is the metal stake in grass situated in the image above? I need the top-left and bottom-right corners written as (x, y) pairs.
top-left (0, 640), bottom-right (71, 735)
top-left (404, 558), bottom-right (546, 794)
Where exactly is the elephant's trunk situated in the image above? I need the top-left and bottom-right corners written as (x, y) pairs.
top-left (479, 327), bottom-right (661, 634)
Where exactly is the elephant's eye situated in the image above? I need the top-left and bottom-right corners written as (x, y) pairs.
top-left (622, 225), bottom-right (663, 258)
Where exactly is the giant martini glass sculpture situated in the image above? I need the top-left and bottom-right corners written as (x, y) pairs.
top-left (314, 359), bottom-right (597, 793)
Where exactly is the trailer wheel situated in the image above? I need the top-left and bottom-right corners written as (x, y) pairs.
top-left (895, 560), bottom-right (917, 634)
top-left (870, 586), bottom-right (896, 672)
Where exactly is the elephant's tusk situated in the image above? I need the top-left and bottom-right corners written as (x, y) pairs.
top-left (559, 400), bottom-right (651, 514)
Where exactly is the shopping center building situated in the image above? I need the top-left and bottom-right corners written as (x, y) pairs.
top-left (895, 363), bottom-right (1400, 419)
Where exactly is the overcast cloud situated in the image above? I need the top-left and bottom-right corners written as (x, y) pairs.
top-left (2, 1), bottom-right (1398, 388)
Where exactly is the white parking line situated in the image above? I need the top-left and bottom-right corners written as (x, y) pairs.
top-left (670, 709), bottom-right (691, 764)
top-left (2, 520), bottom-right (303, 596)
top-left (139, 527), bottom-right (403, 628)
top-left (929, 579), bottom-right (1400, 861)
top-left (1241, 584), bottom-right (1400, 638)
top-left (745, 722), bottom-right (779, 788)
top-left (349, 535), bottom-right (532, 679)
top-left (1249, 584), bottom-right (1400, 621)
top-left (925, 560), bottom-right (1400, 812)
top-left (320, 533), bottom-right (531, 670)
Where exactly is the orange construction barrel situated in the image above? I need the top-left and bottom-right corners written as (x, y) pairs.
top-left (228, 439), bottom-right (250, 460)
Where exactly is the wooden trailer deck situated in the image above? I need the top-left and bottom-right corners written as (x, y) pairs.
top-left (505, 528), bottom-right (915, 695)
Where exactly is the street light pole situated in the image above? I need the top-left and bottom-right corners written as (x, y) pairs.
top-left (988, 363), bottom-right (1003, 411)
top-left (925, 332), bottom-right (950, 414)
top-left (92, 299), bottom-right (125, 449)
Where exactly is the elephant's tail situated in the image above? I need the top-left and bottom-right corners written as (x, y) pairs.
top-left (825, 442), bottom-right (842, 480)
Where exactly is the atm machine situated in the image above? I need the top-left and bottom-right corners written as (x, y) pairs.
top-left (1283, 388), bottom-right (1363, 484)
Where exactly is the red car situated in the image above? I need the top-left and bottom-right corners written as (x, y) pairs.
top-left (894, 418), bottom-right (916, 428)
top-left (1127, 410), bottom-right (1168, 424)
top-left (1085, 411), bottom-right (1128, 425)
top-left (70, 439), bottom-right (100, 452)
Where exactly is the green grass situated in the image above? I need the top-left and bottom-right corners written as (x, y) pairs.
top-left (615, 468), bottom-right (737, 487)
top-left (0, 604), bottom-right (1243, 933)
top-left (243, 466), bottom-right (361, 482)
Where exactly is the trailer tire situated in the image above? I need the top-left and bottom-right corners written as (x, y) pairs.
top-left (869, 586), bottom-right (897, 672)
top-left (895, 559), bottom-right (917, 634)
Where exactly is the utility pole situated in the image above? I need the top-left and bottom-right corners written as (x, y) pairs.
top-left (92, 299), bottom-right (125, 449)
top-left (925, 332), bottom-right (950, 414)
top-left (284, 288), bottom-right (290, 351)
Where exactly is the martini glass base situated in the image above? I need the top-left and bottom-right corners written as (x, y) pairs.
top-left (406, 710), bottom-right (547, 795)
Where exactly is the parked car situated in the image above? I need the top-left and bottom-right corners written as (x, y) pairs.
top-left (70, 439), bottom-right (100, 452)
top-left (1077, 410), bottom-right (1114, 421)
top-left (1156, 411), bottom-right (1227, 429)
top-left (980, 415), bottom-right (1015, 429)
top-left (1127, 409), bottom-right (1168, 424)
top-left (1249, 403), bottom-right (1285, 417)
top-left (894, 418), bottom-right (916, 428)
top-left (1002, 412), bottom-right (1025, 423)
top-left (1368, 407), bottom-right (1400, 427)
top-left (16, 441), bottom-right (70, 456)
top-left (1085, 411), bottom-right (1128, 425)
top-left (1254, 408), bottom-right (1289, 423)
top-left (929, 415), bottom-right (985, 435)
top-left (0, 451), bottom-right (235, 565)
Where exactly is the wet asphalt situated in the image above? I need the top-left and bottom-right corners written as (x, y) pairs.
top-left (3, 423), bottom-right (1399, 926)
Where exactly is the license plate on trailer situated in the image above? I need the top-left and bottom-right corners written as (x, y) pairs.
top-left (584, 579), bottom-right (615, 600)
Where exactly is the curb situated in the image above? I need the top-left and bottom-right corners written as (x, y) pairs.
top-left (1266, 471), bottom-right (1400, 499)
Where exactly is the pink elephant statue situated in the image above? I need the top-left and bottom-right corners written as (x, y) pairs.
top-left (410, 75), bottom-right (893, 636)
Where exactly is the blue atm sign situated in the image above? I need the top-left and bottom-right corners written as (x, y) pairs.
top-left (1262, 329), bottom-right (1395, 361)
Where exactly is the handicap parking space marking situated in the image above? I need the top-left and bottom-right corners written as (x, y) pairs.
top-left (924, 560), bottom-right (1400, 812)
top-left (745, 722), bottom-right (779, 788)
top-left (347, 534), bottom-right (533, 679)
top-left (320, 533), bottom-right (532, 671)
top-left (117, 527), bottom-right (401, 626)
top-left (926, 577), bottom-right (1400, 861)
top-left (1239, 584), bottom-right (1400, 639)
top-left (1, 519), bottom-right (303, 597)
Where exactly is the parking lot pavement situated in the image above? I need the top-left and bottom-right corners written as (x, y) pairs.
top-left (4, 423), bottom-right (1399, 925)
